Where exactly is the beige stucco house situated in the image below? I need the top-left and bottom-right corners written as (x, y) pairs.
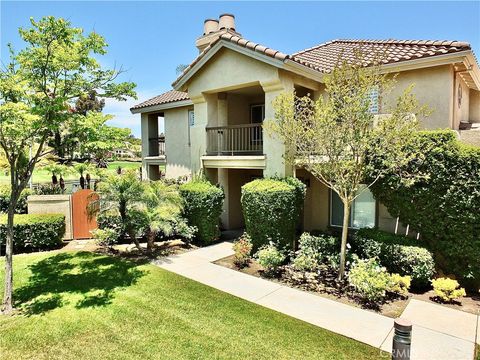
top-left (131, 13), bottom-right (480, 234)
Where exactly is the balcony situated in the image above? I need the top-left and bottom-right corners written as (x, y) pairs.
top-left (206, 123), bottom-right (263, 156)
top-left (148, 136), bottom-right (166, 157)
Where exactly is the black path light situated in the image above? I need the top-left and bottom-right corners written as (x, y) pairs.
top-left (392, 318), bottom-right (412, 360)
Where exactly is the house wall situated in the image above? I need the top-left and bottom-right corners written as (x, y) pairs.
top-left (454, 74), bottom-right (470, 128)
top-left (186, 48), bottom-right (294, 176)
top-left (383, 65), bottom-right (454, 129)
top-left (164, 107), bottom-right (192, 179)
top-left (296, 169), bottom-right (329, 232)
top-left (470, 89), bottom-right (480, 123)
top-left (298, 169), bottom-right (418, 236)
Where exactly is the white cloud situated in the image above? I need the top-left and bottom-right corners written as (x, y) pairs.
top-left (103, 89), bottom-right (165, 137)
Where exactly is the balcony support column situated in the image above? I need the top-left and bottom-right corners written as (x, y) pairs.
top-left (141, 113), bottom-right (159, 180)
top-left (262, 78), bottom-right (295, 177)
top-left (191, 94), bottom-right (217, 173)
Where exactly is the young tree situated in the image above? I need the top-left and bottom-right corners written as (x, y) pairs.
top-left (265, 53), bottom-right (428, 280)
top-left (0, 16), bottom-right (136, 313)
top-left (142, 181), bottom-right (187, 252)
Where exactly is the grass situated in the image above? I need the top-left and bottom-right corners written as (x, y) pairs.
top-left (0, 161), bottom-right (144, 184)
top-left (0, 251), bottom-right (381, 360)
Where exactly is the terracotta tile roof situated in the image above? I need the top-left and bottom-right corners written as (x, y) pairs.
top-left (130, 90), bottom-right (190, 111)
top-left (291, 39), bottom-right (471, 73)
top-left (171, 36), bottom-right (471, 88)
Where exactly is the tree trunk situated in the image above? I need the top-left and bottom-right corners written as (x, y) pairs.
top-left (146, 229), bottom-right (155, 253)
top-left (2, 200), bottom-right (16, 314)
top-left (338, 201), bottom-right (351, 280)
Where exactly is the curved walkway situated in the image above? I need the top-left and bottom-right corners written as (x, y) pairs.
top-left (153, 242), bottom-right (478, 360)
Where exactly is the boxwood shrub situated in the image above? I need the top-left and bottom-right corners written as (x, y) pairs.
top-left (241, 177), bottom-right (306, 250)
top-left (369, 130), bottom-right (480, 289)
top-left (0, 214), bottom-right (65, 251)
top-left (179, 180), bottom-right (224, 244)
top-left (352, 228), bottom-right (435, 290)
top-left (0, 185), bottom-right (32, 214)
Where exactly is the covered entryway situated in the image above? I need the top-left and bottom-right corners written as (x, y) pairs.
top-left (205, 168), bottom-right (262, 230)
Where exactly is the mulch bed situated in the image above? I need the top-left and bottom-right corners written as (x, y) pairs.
top-left (214, 255), bottom-right (480, 317)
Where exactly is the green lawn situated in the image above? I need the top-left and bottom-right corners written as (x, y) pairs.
top-left (0, 251), bottom-right (380, 360)
top-left (0, 161), bottom-right (144, 185)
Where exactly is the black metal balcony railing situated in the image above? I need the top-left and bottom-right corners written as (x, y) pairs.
top-left (148, 136), bottom-right (165, 157)
top-left (206, 123), bottom-right (263, 155)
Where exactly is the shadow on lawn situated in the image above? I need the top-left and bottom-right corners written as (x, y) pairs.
top-left (14, 252), bottom-right (147, 315)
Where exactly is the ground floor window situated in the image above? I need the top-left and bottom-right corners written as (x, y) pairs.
top-left (330, 186), bottom-right (376, 228)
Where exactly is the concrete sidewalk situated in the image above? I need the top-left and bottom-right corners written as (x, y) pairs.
top-left (154, 242), bottom-right (478, 360)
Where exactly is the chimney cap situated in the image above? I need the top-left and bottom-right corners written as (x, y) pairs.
top-left (219, 13), bottom-right (235, 18)
top-left (204, 18), bottom-right (219, 23)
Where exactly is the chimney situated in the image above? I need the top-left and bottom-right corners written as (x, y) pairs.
top-left (195, 14), bottom-right (241, 53)
top-left (203, 19), bottom-right (219, 35)
top-left (218, 13), bottom-right (235, 31)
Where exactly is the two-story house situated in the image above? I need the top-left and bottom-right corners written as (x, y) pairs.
top-left (131, 13), bottom-right (480, 234)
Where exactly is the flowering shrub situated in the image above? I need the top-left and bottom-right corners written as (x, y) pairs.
top-left (389, 273), bottom-right (411, 297)
top-left (292, 233), bottom-right (339, 271)
top-left (233, 233), bottom-right (253, 268)
top-left (255, 242), bottom-right (286, 276)
top-left (348, 258), bottom-right (391, 303)
top-left (432, 278), bottom-right (466, 302)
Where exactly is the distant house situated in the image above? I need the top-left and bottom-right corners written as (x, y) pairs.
top-left (131, 13), bottom-right (480, 232)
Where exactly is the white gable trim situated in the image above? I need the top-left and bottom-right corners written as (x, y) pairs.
top-left (172, 40), bottom-right (286, 90)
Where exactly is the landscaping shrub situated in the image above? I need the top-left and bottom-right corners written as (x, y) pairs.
top-left (389, 273), bottom-right (411, 297)
top-left (352, 228), bottom-right (435, 289)
top-left (0, 214), bottom-right (65, 250)
top-left (232, 233), bottom-right (253, 268)
top-left (292, 232), bottom-right (339, 271)
top-left (431, 278), bottom-right (466, 303)
top-left (348, 258), bottom-right (391, 303)
top-left (241, 177), bottom-right (306, 250)
top-left (0, 185), bottom-right (32, 214)
top-left (368, 130), bottom-right (480, 288)
top-left (179, 180), bottom-right (224, 244)
top-left (91, 228), bottom-right (119, 248)
top-left (255, 242), bottom-right (286, 276)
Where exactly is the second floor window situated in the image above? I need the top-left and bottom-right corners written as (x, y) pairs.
top-left (368, 86), bottom-right (379, 114)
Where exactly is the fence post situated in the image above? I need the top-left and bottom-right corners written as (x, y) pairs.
top-left (392, 318), bottom-right (412, 360)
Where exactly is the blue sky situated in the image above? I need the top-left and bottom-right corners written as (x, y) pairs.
top-left (2, 1), bottom-right (479, 137)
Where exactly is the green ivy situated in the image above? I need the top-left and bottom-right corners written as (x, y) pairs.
top-left (0, 214), bottom-right (65, 250)
top-left (368, 130), bottom-right (480, 289)
top-left (179, 180), bottom-right (224, 244)
top-left (241, 177), bottom-right (306, 250)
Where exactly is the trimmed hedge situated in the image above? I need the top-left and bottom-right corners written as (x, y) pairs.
top-left (0, 214), bottom-right (65, 251)
top-left (241, 177), bottom-right (306, 250)
top-left (0, 185), bottom-right (32, 214)
top-left (369, 130), bottom-right (480, 288)
top-left (352, 228), bottom-right (435, 290)
top-left (179, 180), bottom-right (224, 244)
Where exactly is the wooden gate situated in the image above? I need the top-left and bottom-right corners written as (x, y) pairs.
top-left (72, 189), bottom-right (98, 239)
